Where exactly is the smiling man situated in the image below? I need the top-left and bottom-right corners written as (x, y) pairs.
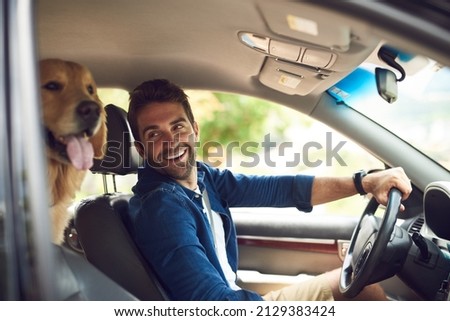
top-left (134, 100), bottom-right (198, 187)
top-left (126, 79), bottom-right (412, 301)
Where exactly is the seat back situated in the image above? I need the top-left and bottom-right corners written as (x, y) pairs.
top-left (74, 104), bottom-right (168, 300)
top-left (90, 103), bottom-right (141, 176)
top-left (54, 244), bottom-right (138, 300)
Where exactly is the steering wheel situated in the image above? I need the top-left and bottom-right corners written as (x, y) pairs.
top-left (339, 188), bottom-right (403, 297)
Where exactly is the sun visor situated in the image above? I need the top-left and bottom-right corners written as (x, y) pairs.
top-left (258, 2), bottom-right (351, 52)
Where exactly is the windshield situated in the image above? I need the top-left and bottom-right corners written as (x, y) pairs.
top-left (328, 56), bottom-right (450, 171)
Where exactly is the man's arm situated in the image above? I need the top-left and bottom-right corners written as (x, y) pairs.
top-left (311, 167), bottom-right (412, 210)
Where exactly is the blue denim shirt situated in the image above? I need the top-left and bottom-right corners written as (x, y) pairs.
top-left (128, 162), bottom-right (314, 300)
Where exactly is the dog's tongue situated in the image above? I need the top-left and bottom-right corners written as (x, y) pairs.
top-left (66, 136), bottom-right (94, 170)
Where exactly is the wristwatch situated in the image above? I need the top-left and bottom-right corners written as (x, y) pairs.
top-left (353, 170), bottom-right (367, 195)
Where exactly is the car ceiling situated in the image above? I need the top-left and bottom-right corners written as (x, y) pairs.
top-left (36, 0), bottom-right (449, 114)
top-left (35, 0), bottom-right (450, 192)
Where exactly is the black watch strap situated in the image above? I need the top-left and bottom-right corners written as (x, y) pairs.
top-left (353, 170), bottom-right (367, 195)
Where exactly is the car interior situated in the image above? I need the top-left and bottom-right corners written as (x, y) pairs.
top-left (1, 0), bottom-right (449, 301)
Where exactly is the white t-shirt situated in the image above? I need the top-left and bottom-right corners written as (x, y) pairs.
top-left (195, 187), bottom-right (240, 290)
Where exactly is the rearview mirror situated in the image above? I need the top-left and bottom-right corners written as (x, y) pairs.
top-left (375, 67), bottom-right (398, 103)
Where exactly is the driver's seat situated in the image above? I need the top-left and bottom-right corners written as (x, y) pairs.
top-left (74, 104), bottom-right (169, 300)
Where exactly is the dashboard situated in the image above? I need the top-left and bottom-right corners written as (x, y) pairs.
top-left (424, 181), bottom-right (450, 242)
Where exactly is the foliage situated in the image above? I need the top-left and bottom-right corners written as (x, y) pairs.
top-left (194, 92), bottom-right (306, 159)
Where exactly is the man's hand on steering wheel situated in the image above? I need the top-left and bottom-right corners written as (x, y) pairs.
top-left (361, 167), bottom-right (412, 211)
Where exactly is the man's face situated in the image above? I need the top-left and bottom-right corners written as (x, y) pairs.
top-left (135, 102), bottom-right (199, 183)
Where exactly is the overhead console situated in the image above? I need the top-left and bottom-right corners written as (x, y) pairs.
top-left (239, 32), bottom-right (337, 69)
top-left (239, 32), bottom-right (335, 95)
top-left (239, 2), bottom-right (379, 96)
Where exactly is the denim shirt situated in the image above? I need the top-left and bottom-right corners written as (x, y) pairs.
top-left (128, 162), bottom-right (314, 301)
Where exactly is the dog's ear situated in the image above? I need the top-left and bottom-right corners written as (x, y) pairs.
top-left (91, 109), bottom-right (107, 159)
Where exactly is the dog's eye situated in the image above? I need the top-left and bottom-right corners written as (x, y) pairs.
top-left (43, 81), bottom-right (62, 91)
top-left (87, 85), bottom-right (95, 95)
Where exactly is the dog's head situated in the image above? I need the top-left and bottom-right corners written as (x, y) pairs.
top-left (39, 58), bottom-right (107, 170)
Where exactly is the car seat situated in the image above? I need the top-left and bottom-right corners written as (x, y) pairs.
top-left (74, 104), bottom-right (169, 300)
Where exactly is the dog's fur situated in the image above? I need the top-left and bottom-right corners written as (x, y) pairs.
top-left (40, 58), bottom-right (107, 244)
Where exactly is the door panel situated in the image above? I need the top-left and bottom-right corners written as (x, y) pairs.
top-left (233, 209), bottom-right (357, 294)
top-left (233, 209), bottom-right (421, 300)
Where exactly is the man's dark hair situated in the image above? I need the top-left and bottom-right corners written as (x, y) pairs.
top-left (128, 79), bottom-right (195, 141)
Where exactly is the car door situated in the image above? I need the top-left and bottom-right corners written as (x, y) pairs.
top-left (230, 124), bottom-right (361, 295)
top-left (234, 208), bottom-right (357, 294)
top-left (0, 0), bottom-right (12, 300)
top-left (1, 0), bottom-right (59, 300)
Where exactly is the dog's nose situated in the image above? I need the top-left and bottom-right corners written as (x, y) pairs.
top-left (76, 101), bottom-right (101, 129)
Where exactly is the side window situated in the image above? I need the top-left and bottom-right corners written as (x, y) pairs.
top-left (190, 91), bottom-right (383, 217)
top-left (79, 89), bottom-right (383, 217)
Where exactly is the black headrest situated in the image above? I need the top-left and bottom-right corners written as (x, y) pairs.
top-left (91, 104), bottom-right (142, 175)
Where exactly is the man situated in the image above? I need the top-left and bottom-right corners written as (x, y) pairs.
top-left (127, 79), bottom-right (412, 301)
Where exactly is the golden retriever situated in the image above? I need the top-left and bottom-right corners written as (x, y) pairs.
top-left (40, 58), bottom-right (107, 244)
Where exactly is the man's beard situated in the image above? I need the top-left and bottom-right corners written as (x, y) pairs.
top-left (146, 142), bottom-right (197, 181)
